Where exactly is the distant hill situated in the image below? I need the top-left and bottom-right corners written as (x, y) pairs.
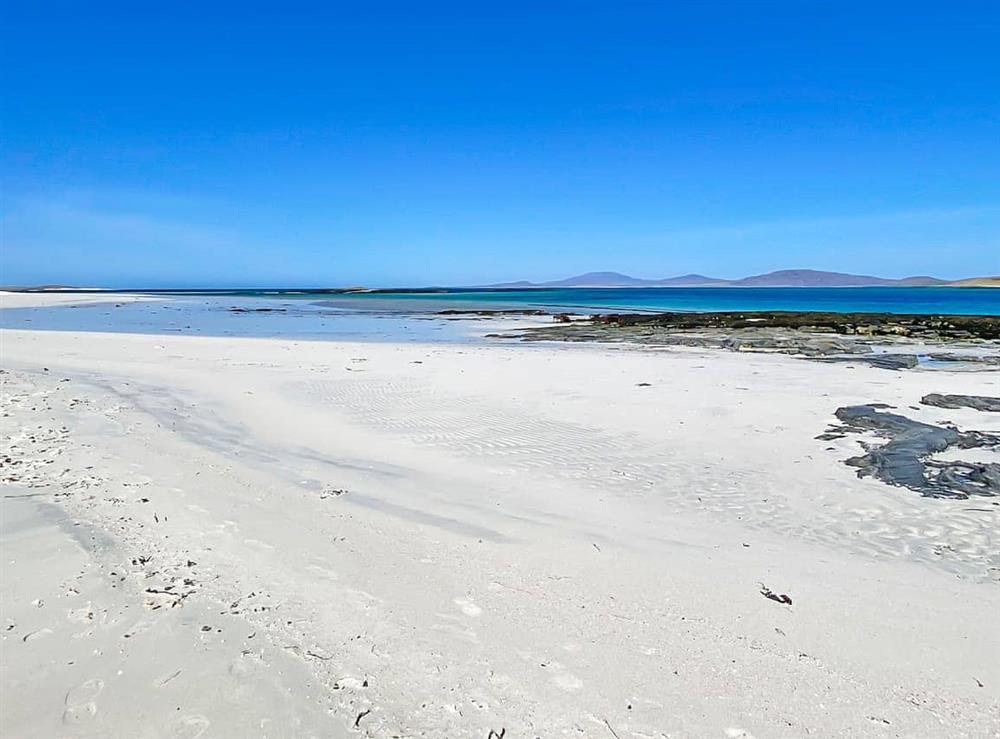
top-left (896, 275), bottom-right (951, 286)
top-left (0, 284), bottom-right (84, 291)
top-left (487, 269), bottom-right (953, 288)
top-left (730, 270), bottom-right (947, 287)
top-left (947, 276), bottom-right (1000, 287)
top-left (490, 272), bottom-right (652, 288)
top-left (486, 280), bottom-right (537, 288)
top-left (653, 273), bottom-right (730, 286)
top-left (546, 271), bottom-right (654, 287)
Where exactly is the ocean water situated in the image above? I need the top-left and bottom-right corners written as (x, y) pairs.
top-left (0, 295), bottom-right (521, 343)
top-left (315, 286), bottom-right (1000, 315)
top-left (19, 286), bottom-right (999, 315)
top-left (2, 288), bottom-right (997, 345)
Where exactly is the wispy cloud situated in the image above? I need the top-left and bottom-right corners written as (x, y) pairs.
top-left (1, 189), bottom-right (292, 286)
top-left (9, 199), bottom-right (243, 250)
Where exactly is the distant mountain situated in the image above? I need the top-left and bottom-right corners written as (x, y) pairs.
top-left (487, 269), bottom-right (952, 288)
top-left (487, 280), bottom-right (537, 288)
top-left (730, 270), bottom-right (947, 287)
top-left (544, 272), bottom-right (655, 287)
top-left (489, 272), bottom-right (656, 287)
top-left (896, 275), bottom-right (950, 286)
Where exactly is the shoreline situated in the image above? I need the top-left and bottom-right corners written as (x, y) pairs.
top-left (490, 310), bottom-right (1000, 372)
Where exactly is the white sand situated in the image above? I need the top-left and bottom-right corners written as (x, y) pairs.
top-left (0, 291), bottom-right (153, 308)
top-left (2, 303), bottom-right (999, 736)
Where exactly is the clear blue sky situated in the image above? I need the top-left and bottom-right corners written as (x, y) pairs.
top-left (2, 1), bottom-right (998, 287)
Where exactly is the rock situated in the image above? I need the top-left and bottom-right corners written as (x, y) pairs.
top-left (921, 393), bottom-right (1000, 412)
top-left (820, 354), bottom-right (920, 370)
top-left (494, 310), bottom-right (1000, 370)
top-left (832, 405), bottom-right (1000, 498)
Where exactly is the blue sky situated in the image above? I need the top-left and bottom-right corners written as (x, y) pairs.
top-left (2, 2), bottom-right (998, 287)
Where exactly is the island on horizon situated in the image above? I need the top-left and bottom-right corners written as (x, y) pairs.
top-left (3, 269), bottom-right (999, 293)
top-left (487, 268), bottom-right (1000, 289)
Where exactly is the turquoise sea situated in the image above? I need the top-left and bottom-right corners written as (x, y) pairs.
top-left (312, 286), bottom-right (1000, 316)
top-left (69, 286), bottom-right (999, 315)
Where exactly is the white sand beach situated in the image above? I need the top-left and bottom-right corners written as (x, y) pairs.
top-left (2, 294), bottom-right (999, 738)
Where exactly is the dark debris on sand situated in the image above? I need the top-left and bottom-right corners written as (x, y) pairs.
top-left (759, 584), bottom-right (793, 605)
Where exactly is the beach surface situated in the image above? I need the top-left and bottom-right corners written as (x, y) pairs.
top-left (2, 294), bottom-right (999, 737)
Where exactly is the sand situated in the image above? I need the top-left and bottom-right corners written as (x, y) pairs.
top-left (2, 296), bottom-right (999, 737)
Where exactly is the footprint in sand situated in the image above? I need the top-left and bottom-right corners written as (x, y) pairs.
top-left (304, 563), bottom-right (339, 580)
top-left (432, 613), bottom-right (480, 644)
top-left (122, 617), bottom-right (156, 639)
top-left (62, 678), bottom-right (104, 724)
top-left (243, 538), bottom-right (274, 550)
top-left (67, 603), bottom-right (95, 623)
top-left (22, 627), bottom-right (53, 642)
top-left (228, 651), bottom-right (264, 677)
top-left (550, 668), bottom-right (583, 692)
top-left (216, 520), bottom-right (239, 535)
top-left (170, 715), bottom-right (210, 738)
top-left (453, 597), bottom-right (482, 617)
top-left (155, 669), bottom-right (183, 687)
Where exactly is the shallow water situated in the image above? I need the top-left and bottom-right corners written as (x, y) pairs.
top-left (327, 286), bottom-right (1000, 314)
top-left (0, 295), bottom-right (535, 344)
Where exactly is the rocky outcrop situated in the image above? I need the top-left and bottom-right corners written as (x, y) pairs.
top-left (829, 405), bottom-right (1000, 498)
top-left (491, 311), bottom-right (1000, 368)
top-left (920, 394), bottom-right (1000, 412)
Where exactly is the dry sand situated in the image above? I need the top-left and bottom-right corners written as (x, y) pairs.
top-left (1, 296), bottom-right (999, 737)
